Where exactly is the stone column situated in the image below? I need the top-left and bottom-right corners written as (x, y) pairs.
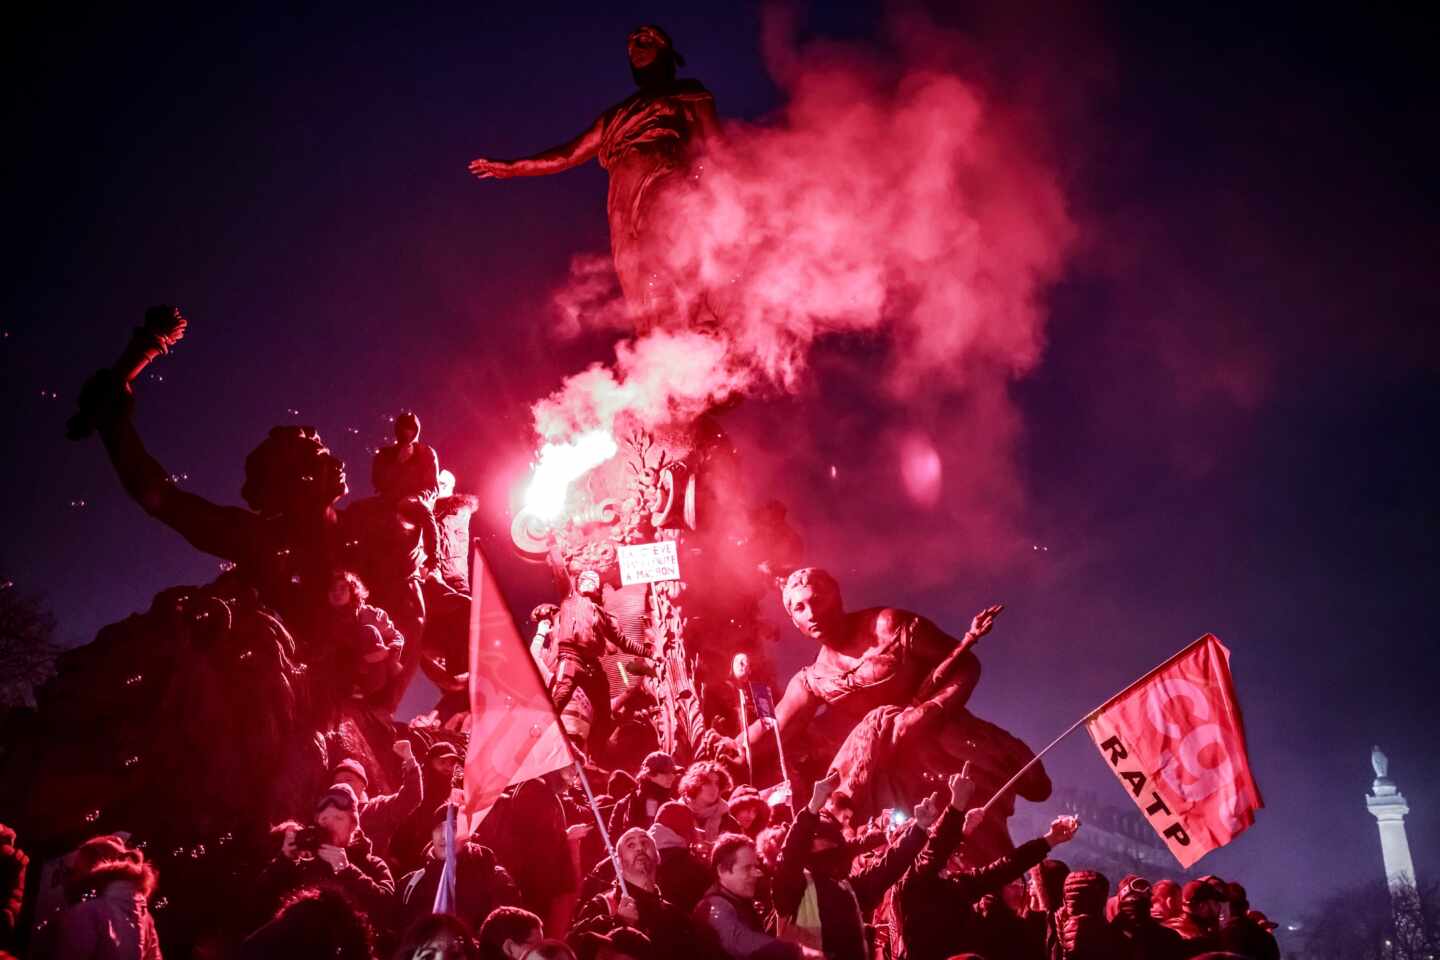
top-left (1366, 746), bottom-right (1417, 889)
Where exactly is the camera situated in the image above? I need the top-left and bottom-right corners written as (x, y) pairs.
top-left (293, 825), bottom-right (327, 854)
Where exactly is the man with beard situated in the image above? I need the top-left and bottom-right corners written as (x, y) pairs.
top-left (570, 828), bottom-right (694, 956)
top-left (771, 772), bottom-right (937, 960)
top-left (468, 25), bottom-right (722, 331)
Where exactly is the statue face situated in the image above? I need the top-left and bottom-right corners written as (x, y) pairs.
top-left (784, 582), bottom-right (843, 642)
top-left (627, 27), bottom-right (666, 69)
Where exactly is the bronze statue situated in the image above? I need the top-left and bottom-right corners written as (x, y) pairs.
top-left (469, 25), bottom-right (721, 331)
top-left (745, 568), bottom-right (1051, 862)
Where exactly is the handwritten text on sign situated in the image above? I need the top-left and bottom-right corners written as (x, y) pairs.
top-left (617, 540), bottom-right (681, 586)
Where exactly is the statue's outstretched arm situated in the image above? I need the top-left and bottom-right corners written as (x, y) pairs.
top-left (468, 113), bottom-right (605, 180)
top-left (97, 391), bottom-right (258, 562)
top-left (72, 308), bottom-right (257, 561)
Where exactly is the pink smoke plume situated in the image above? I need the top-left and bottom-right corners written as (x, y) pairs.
top-left (535, 14), bottom-right (1077, 517)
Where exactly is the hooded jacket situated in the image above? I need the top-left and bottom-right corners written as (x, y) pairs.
top-left (54, 862), bottom-right (162, 960)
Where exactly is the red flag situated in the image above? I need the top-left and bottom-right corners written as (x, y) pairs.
top-left (1085, 634), bottom-right (1263, 868)
top-left (462, 545), bottom-right (572, 826)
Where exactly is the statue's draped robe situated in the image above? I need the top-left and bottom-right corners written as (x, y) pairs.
top-left (598, 78), bottom-right (716, 330)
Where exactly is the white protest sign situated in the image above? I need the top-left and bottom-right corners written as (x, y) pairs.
top-left (617, 540), bottom-right (681, 586)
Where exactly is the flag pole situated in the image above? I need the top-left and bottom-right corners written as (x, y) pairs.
top-left (570, 753), bottom-right (630, 900)
top-left (979, 636), bottom-right (1210, 815)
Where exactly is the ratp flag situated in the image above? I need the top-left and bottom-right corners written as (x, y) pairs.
top-left (1085, 634), bottom-right (1263, 868)
top-left (463, 545), bottom-right (572, 827)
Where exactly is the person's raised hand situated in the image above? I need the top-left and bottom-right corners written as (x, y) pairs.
top-left (565, 823), bottom-right (593, 843)
top-left (947, 773), bottom-right (976, 811)
top-left (967, 604), bottom-right (1004, 642)
top-left (393, 738), bottom-right (414, 760)
top-left (913, 792), bottom-right (943, 829)
top-left (809, 770), bottom-right (842, 815)
top-left (962, 808), bottom-right (987, 837)
top-left (1045, 815), bottom-right (1080, 847)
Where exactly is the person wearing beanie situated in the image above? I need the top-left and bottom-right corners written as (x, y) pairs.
top-left (397, 802), bottom-right (519, 934)
top-left (773, 772), bottom-right (936, 960)
top-left (256, 783), bottom-right (395, 927)
top-left (329, 737), bottom-right (424, 861)
top-left (1215, 882), bottom-right (1279, 960)
top-left (727, 786), bottom-right (771, 840)
top-left (1150, 879), bottom-right (1182, 924)
top-left (52, 835), bottom-right (162, 960)
top-left (646, 801), bottom-right (712, 913)
top-left (891, 773), bottom-right (1079, 960)
top-left (607, 753), bottom-right (678, 836)
top-left (1165, 879), bottom-right (1225, 941)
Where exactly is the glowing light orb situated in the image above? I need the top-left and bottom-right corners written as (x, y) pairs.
top-left (522, 430), bottom-right (618, 522)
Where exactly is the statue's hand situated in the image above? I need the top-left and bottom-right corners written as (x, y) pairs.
top-left (967, 603), bottom-right (1005, 642)
top-left (468, 157), bottom-right (511, 180)
top-left (890, 702), bottom-right (942, 750)
top-left (143, 304), bottom-right (187, 350)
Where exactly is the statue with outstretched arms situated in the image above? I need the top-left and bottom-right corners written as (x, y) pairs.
top-left (469, 24), bottom-right (721, 331)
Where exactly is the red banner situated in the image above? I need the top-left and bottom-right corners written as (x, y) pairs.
top-left (462, 546), bottom-right (572, 826)
top-left (1085, 634), bottom-right (1263, 868)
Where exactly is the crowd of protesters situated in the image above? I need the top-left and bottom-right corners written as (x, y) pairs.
top-left (0, 408), bottom-right (1281, 959)
top-left (0, 743), bottom-right (1281, 960)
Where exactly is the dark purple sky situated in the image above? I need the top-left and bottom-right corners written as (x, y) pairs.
top-left (3, 2), bottom-right (1436, 922)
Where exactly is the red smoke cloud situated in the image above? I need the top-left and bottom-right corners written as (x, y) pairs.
top-left (533, 12), bottom-right (1078, 579)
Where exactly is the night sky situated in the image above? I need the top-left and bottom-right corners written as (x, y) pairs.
top-left (4, 2), bottom-right (1437, 924)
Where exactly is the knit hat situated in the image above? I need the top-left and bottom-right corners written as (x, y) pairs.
top-left (1182, 879), bottom-right (1223, 904)
top-left (332, 758), bottom-right (368, 789)
top-left (652, 801), bottom-right (696, 844)
top-left (641, 752), bottom-right (677, 777)
top-left (1062, 870), bottom-right (1109, 915)
top-left (728, 785), bottom-right (769, 816)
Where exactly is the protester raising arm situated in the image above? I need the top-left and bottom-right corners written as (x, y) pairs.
top-left (771, 772), bottom-right (839, 917)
